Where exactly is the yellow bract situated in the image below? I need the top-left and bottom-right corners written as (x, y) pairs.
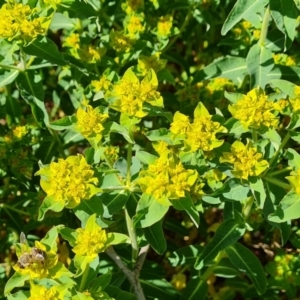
top-left (228, 88), bottom-right (279, 130)
top-left (286, 169), bottom-right (300, 194)
top-left (0, 2), bottom-right (48, 41)
top-left (28, 284), bottom-right (61, 300)
top-left (138, 151), bottom-right (198, 205)
top-left (91, 76), bottom-right (112, 92)
top-left (73, 214), bottom-right (108, 258)
top-left (76, 105), bottom-right (109, 141)
top-left (157, 15), bottom-right (173, 37)
top-left (36, 155), bottom-right (100, 208)
top-left (108, 67), bottom-right (163, 118)
top-left (110, 30), bottom-right (134, 52)
top-left (170, 103), bottom-right (227, 152)
top-left (125, 14), bottom-right (145, 36)
top-left (220, 140), bottom-right (269, 180)
top-left (137, 52), bottom-right (167, 75)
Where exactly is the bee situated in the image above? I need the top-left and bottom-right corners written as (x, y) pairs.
top-left (17, 232), bottom-right (47, 269)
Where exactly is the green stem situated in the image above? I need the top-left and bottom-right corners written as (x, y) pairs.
top-left (78, 265), bottom-right (89, 292)
top-left (125, 143), bottom-right (138, 264)
top-left (0, 204), bottom-right (31, 216)
top-left (252, 129), bottom-right (258, 142)
top-left (263, 176), bottom-right (291, 190)
top-left (102, 151), bottom-right (114, 168)
top-left (242, 196), bottom-right (254, 221)
top-left (162, 8), bottom-right (192, 53)
top-left (201, 251), bottom-right (225, 281)
top-left (259, 5), bottom-right (270, 46)
top-left (268, 132), bottom-right (290, 168)
top-left (268, 167), bottom-right (292, 177)
top-left (26, 56), bottom-right (35, 68)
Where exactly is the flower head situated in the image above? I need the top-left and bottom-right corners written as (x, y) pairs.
top-left (73, 214), bottom-right (108, 258)
top-left (36, 155), bottom-right (100, 208)
top-left (91, 76), bottom-right (112, 92)
top-left (137, 53), bottom-right (167, 75)
top-left (125, 14), bottom-right (145, 36)
top-left (110, 30), bottom-right (134, 52)
top-left (170, 112), bottom-right (190, 135)
top-left (157, 15), bottom-right (173, 37)
top-left (76, 105), bottom-right (109, 142)
top-left (228, 88), bottom-right (279, 130)
top-left (286, 169), bottom-right (300, 194)
top-left (107, 67), bottom-right (163, 118)
top-left (28, 284), bottom-right (61, 300)
top-left (220, 140), bottom-right (268, 180)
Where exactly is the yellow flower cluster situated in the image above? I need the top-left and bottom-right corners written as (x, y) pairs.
top-left (91, 76), bottom-right (112, 92)
top-left (287, 169), bottom-right (300, 194)
top-left (28, 284), bottom-right (61, 300)
top-left (157, 15), bottom-right (173, 37)
top-left (170, 103), bottom-right (227, 152)
top-left (125, 14), bottom-right (145, 37)
top-left (228, 88), bottom-right (279, 130)
top-left (64, 33), bottom-right (80, 49)
top-left (220, 140), bottom-right (269, 180)
top-left (12, 125), bottom-right (28, 139)
top-left (138, 150), bottom-right (198, 205)
top-left (137, 53), bottom-right (167, 75)
top-left (0, 2), bottom-right (46, 40)
top-left (110, 30), bottom-right (135, 53)
top-left (289, 86), bottom-right (300, 113)
top-left (13, 241), bottom-right (57, 279)
top-left (273, 53), bottom-right (298, 66)
top-left (36, 155), bottom-right (99, 208)
top-left (122, 0), bottom-right (144, 15)
top-left (76, 105), bottom-right (109, 141)
top-left (108, 67), bottom-right (163, 118)
top-left (72, 215), bottom-right (108, 258)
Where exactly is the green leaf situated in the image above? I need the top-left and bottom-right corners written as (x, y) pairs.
top-left (269, 79), bottom-right (297, 96)
top-left (41, 225), bottom-right (64, 252)
top-left (0, 69), bottom-right (19, 88)
top-left (249, 178), bottom-right (266, 209)
top-left (226, 242), bottom-right (267, 294)
top-left (222, 179), bottom-right (250, 201)
top-left (246, 44), bottom-right (274, 88)
top-left (105, 122), bottom-right (134, 143)
top-left (141, 279), bottom-right (179, 300)
top-left (213, 257), bottom-right (240, 278)
top-left (168, 245), bottom-right (203, 267)
top-left (143, 219), bottom-right (167, 254)
top-left (90, 271), bottom-right (112, 292)
top-left (105, 285), bottom-right (138, 300)
top-left (221, 0), bottom-right (268, 35)
top-left (107, 232), bottom-right (131, 246)
top-left (74, 255), bottom-right (98, 277)
top-left (4, 272), bottom-right (29, 295)
top-left (146, 128), bottom-right (182, 145)
top-left (16, 71), bottom-right (49, 127)
top-left (270, 0), bottom-right (298, 50)
top-left (180, 278), bottom-right (208, 300)
top-left (194, 218), bottom-right (245, 270)
top-left (268, 193), bottom-right (300, 223)
top-left (49, 116), bottom-right (74, 130)
top-left (135, 151), bottom-right (158, 165)
top-left (171, 195), bottom-right (199, 227)
top-left (267, 65), bottom-right (300, 82)
top-left (50, 12), bottom-right (75, 31)
top-left (286, 148), bottom-right (300, 169)
top-left (101, 190), bottom-right (130, 217)
top-left (133, 194), bottom-right (169, 228)
top-left (58, 0), bottom-right (97, 18)
top-left (38, 196), bottom-right (65, 221)
top-left (59, 227), bottom-right (77, 247)
top-left (193, 56), bottom-right (247, 85)
top-left (23, 36), bottom-right (65, 65)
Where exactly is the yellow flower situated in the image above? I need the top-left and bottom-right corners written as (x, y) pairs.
top-left (0, 3), bottom-right (47, 41)
top-left (36, 155), bottom-right (100, 208)
top-left (286, 169), bottom-right (300, 194)
top-left (122, 0), bottom-right (144, 14)
top-left (12, 126), bottom-right (27, 139)
top-left (157, 15), bottom-right (173, 37)
top-left (73, 214), bottom-right (108, 258)
top-left (43, 0), bottom-right (62, 6)
top-left (170, 112), bottom-right (190, 135)
top-left (104, 145), bottom-right (119, 163)
top-left (138, 153), bottom-right (198, 205)
top-left (13, 241), bottom-right (57, 280)
top-left (152, 141), bottom-right (169, 155)
top-left (289, 86), bottom-right (300, 113)
top-left (110, 30), bottom-right (134, 52)
top-left (28, 284), bottom-right (60, 300)
top-left (228, 88), bottom-right (279, 130)
top-left (137, 52), bottom-right (167, 75)
top-left (64, 33), bottom-right (80, 49)
top-left (108, 67), bottom-right (163, 118)
top-left (78, 45), bottom-right (105, 63)
top-left (125, 14), bottom-right (145, 36)
top-left (76, 105), bottom-right (109, 141)
top-left (185, 102), bottom-right (227, 152)
top-left (171, 273), bottom-right (186, 290)
top-left (220, 140), bottom-right (269, 180)
top-left (91, 76), bottom-right (112, 92)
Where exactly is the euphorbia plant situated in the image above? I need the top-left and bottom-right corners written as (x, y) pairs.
top-left (2, 0), bottom-right (300, 299)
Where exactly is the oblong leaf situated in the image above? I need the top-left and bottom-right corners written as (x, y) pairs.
top-left (194, 218), bottom-right (245, 270)
top-left (143, 219), bottom-right (166, 254)
top-left (225, 242), bottom-right (267, 294)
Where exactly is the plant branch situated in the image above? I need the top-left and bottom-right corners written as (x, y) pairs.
top-left (106, 246), bottom-right (146, 300)
top-left (134, 245), bottom-right (150, 273)
top-left (263, 176), bottom-right (291, 190)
